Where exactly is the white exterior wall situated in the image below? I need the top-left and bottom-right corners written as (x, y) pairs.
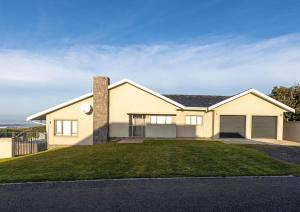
top-left (145, 125), bottom-right (177, 138)
top-left (109, 83), bottom-right (179, 138)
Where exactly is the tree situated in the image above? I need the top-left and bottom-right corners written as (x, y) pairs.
top-left (270, 84), bottom-right (300, 121)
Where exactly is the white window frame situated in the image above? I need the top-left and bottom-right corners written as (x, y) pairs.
top-left (197, 116), bottom-right (203, 125)
top-left (72, 121), bottom-right (78, 135)
top-left (150, 116), bottom-right (157, 124)
top-left (150, 115), bottom-right (173, 125)
top-left (157, 116), bottom-right (166, 124)
top-left (55, 120), bottom-right (62, 136)
top-left (191, 116), bottom-right (197, 125)
top-left (185, 116), bottom-right (203, 125)
top-left (63, 120), bottom-right (72, 136)
top-left (166, 116), bottom-right (172, 124)
top-left (55, 120), bottom-right (78, 136)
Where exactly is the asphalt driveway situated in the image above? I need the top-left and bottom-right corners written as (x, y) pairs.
top-left (248, 145), bottom-right (300, 164)
top-left (0, 177), bottom-right (299, 212)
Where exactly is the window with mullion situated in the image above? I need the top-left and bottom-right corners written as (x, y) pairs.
top-left (150, 115), bottom-right (172, 125)
top-left (185, 116), bottom-right (203, 125)
top-left (55, 120), bottom-right (78, 136)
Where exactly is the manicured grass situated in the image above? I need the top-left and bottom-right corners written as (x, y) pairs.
top-left (0, 140), bottom-right (299, 183)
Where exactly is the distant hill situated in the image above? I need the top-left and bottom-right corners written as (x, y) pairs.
top-left (0, 114), bottom-right (29, 128)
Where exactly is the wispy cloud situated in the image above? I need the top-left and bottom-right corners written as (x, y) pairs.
top-left (0, 34), bottom-right (300, 116)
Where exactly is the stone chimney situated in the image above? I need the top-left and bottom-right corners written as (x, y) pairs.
top-left (93, 76), bottom-right (110, 144)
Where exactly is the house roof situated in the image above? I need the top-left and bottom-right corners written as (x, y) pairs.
top-left (111, 79), bottom-right (186, 109)
top-left (26, 79), bottom-right (186, 121)
top-left (164, 94), bottom-right (231, 107)
top-left (26, 92), bottom-right (93, 121)
top-left (207, 88), bottom-right (295, 112)
top-left (27, 79), bottom-right (295, 121)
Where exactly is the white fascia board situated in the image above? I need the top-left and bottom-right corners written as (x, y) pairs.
top-left (180, 107), bottom-right (207, 111)
top-left (208, 88), bottom-right (295, 113)
top-left (108, 79), bottom-right (186, 109)
top-left (26, 92), bottom-right (93, 121)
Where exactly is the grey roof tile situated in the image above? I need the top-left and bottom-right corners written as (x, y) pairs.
top-left (164, 94), bottom-right (231, 107)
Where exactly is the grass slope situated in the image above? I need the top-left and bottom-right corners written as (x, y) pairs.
top-left (0, 140), bottom-right (299, 183)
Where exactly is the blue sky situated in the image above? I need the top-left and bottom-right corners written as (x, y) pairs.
top-left (0, 0), bottom-right (300, 122)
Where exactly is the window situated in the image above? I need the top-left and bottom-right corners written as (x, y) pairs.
top-left (157, 116), bottom-right (166, 124)
top-left (197, 116), bottom-right (203, 125)
top-left (166, 116), bottom-right (172, 124)
top-left (150, 115), bottom-right (173, 125)
top-left (191, 116), bottom-right (197, 125)
top-left (185, 116), bottom-right (203, 125)
top-left (150, 116), bottom-right (157, 124)
top-left (63, 121), bottom-right (71, 136)
top-left (55, 120), bottom-right (78, 136)
top-left (55, 120), bottom-right (62, 136)
top-left (72, 121), bottom-right (78, 134)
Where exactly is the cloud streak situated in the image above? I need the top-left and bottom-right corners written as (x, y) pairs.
top-left (0, 34), bottom-right (300, 116)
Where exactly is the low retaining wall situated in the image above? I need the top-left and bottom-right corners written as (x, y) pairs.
top-left (283, 121), bottom-right (300, 142)
top-left (0, 138), bottom-right (13, 159)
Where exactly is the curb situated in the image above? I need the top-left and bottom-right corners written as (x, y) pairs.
top-left (0, 175), bottom-right (297, 186)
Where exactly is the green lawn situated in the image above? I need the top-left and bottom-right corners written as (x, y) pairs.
top-left (0, 140), bottom-right (299, 183)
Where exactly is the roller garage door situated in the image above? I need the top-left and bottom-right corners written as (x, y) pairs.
top-left (252, 116), bottom-right (277, 139)
top-left (220, 115), bottom-right (246, 138)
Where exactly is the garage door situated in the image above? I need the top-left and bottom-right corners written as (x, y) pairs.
top-left (252, 116), bottom-right (277, 139)
top-left (220, 115), bottom-right (246, 138)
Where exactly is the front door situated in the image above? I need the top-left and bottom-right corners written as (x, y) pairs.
top-left (129, 114), bottom-right (146, 137)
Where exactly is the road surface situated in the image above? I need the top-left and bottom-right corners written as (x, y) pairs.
top-left (0, 177), bottom-right (299, 211)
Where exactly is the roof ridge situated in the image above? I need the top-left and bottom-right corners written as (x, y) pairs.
top-left (164, 94), bottom-right (231, 97)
